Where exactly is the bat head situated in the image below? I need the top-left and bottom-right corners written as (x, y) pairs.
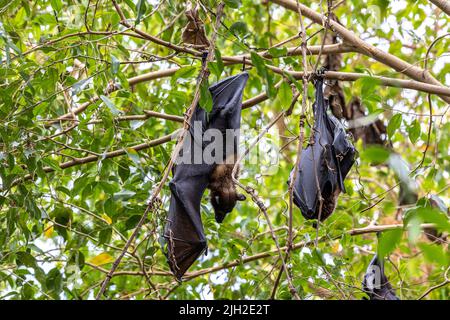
top-left (211, 189), bottom-right (246, 223)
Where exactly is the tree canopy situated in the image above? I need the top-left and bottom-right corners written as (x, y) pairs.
top-left (0, 0), bottom-right (449, 300)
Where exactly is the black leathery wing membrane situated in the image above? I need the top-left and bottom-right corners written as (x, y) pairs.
top-left (162, 72), bottom-right (249, 279)
top-left (289, 78), bottom-right (355, 222)
top-left (362, 254), bottom-right (400, 300)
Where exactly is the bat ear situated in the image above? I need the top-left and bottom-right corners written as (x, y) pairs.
top-left (237, 193), bottom-right (246, 201)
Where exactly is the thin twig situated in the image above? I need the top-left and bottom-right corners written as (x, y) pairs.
top-left (232, 109), bottom-right (301, 299)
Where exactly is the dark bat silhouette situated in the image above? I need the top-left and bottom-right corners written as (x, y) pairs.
top-left (289, 78), bottom-right (355, 222)
top-left (163, 72), bottom-right (249, 279)
top-left (362, 254), bottom-right (400, 300)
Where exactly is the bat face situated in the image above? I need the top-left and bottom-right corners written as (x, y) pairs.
top-left (209, 161), bottom-right (246, 223)
top-left (211, 189), bottom-right (246, 223)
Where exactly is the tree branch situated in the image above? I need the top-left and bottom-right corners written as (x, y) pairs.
top-left (271, 0), bottom-right (450, 104)
top-left (183, 223), bottom-right (436, 280)
top-left (51, 66), bottom-right (450, 127)
top-left (83, 223), bottom-right (436, 284)
top-left (50, 43), bottom-right (356, 124)
top-left (111, 0), bottom-right (200, 56)
top-left (8, 132), bottom-right (176, 189)
top-left (429, 0), bottom-right (450, 16)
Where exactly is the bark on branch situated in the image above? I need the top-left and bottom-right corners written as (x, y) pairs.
top-left (88, 223), bottom-right (436, 281)
top-left (51, 44), bottom-right (355, 124)
top-left (9, 132), bottom-right (176, 188)
top-left (429, 0), bottom-right (450, 16)
top-left (271, 0), bottom-right (450, 104)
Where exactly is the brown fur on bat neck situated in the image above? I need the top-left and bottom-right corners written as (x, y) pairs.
top-left (208, 154), bottom-right (246, 223)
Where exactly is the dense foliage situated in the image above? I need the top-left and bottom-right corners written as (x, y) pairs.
top-left (0, 0), bottom-right (449, 300)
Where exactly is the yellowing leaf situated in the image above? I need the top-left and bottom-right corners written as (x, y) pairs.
top-left (44, 224), bottom-right (54, 238)
top-left (88, 253), bottom-right (113, 266)
top-left (331, 240), bottom-right (341, 254)
top-left (101, 213), bottom-right (112, 225)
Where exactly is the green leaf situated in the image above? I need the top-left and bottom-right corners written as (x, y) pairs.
top-left (360, 145), bottom-right (390, 164)
top-left (135, 0), bottom-right (145, 25)
top-left (278, 81), bottom-right (292, 107)
top-left (417, 243), bottom-right (448, 266)
top-left (100, 95), bottom-right (121, 115)
top-left (268, 47), bottom-right (288, 58)
top-left (407, 119), bottom-right (421, 143)
top-left (229, 21), bottom-right (248, 37)
top-left (111, 54), bottom-right (120, 74)
top-left (224, 0), bottom-right (241, 9)
top-left (41, 158), bottom-right (61, 171)
top-left (171, 66), bottom-right (197, 84)
top-left (199, 80), bottom-right (213, 112)
top-left (358, 76), bottom-right (381, 97)
top-left (16, 252), bottom-right (36, 268)
top-left (209, 49), bottom-right (224, 80)
top-left (250, 51), bottom-right (277, 99)
top-left (118, 160), bottom-right (130, 183)
top-left (125, 215), bottom-right (141, 230)
top-left (378, 228), bottom-right (403, 259)
top-left (125, 148), bottom-right (141, 167)
top-left (50, 0), bottom-right (62, 12)
top-left (98, 227), bottom-right (112, 245)
top-left (250, 51), bottom-right (266, 76)
top-left (113, 190), bottom-right (136, 201)
top-left (208, 62), bottom-right (221, 80)
top-left (405, 214), bottom-right (422, 244)
top-left (215, 49), bottom-right (224, 74)
top-left (21, 282), bottom-right (35, 299)
top-left (416, 207), bottom-right (450, 232)
top-left (46, 268), bottom-right (63, 297)
top-left (387, 114), bottom-right (402, 138)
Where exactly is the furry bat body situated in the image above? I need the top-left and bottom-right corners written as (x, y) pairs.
top-left (208, 154), bottom-right (246, 223)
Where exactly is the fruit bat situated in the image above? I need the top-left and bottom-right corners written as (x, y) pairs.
top-left (181, 4), bottom-right (210, 48)
top-left (289, 78), bottom-right (355, 221)
top-left (163, 72), bottom-right (249, 279)
top-left (362, 254), bottom-right (400, 300)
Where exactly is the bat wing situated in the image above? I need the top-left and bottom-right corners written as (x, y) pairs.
top-left (362, 255), bottom-right (400, 300)
top-left (208, 72), bottom-right (249, 154)
top-left (163, 105), bottom-right (210, 280)
top-left (326, 113), bottom-right (356, 190)
top-left (290, 79), bottom-right (355, 221)
top-left (290, 79), bottom-right (339, 221)
top-left (163, 170), bottom-right (209, 279)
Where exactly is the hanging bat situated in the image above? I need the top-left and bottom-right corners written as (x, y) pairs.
top-left (289, 78), bottom-right (356, 222)
top-left (362, 254), bottom-right (400, 300)
top-left (163, 72), bottom-right (249, 279)
top-left (181, 3), bottom-right (210, 48)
